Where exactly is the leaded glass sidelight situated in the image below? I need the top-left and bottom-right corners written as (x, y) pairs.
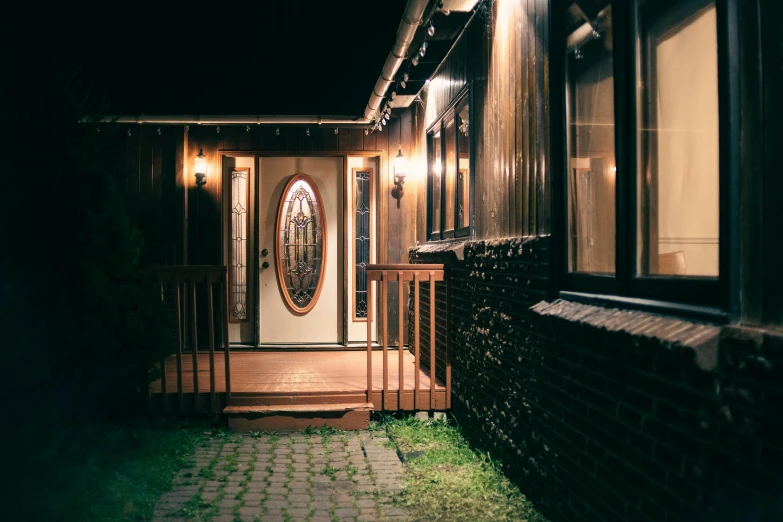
top-left (230, 167), bottom-right (249, 322)
top-left (354, 169), bottom-right (372, 320)
top-left (276, 174), bottom-right (327, 315)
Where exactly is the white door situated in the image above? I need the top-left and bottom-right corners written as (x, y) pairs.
top-left (258, 157), bottom-right (343, 344)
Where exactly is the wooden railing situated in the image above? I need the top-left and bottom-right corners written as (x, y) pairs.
top-left (147, 265), bottom-right (230, 414)
top-left (366, 264), bottom-right (449, 411)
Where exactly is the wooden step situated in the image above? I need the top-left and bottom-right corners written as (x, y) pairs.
top-left (223, 403), bottom-right (373, 432)
top-left (228, 392), bottom-right (369, 406)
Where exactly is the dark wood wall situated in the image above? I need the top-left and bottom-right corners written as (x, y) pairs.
top-left (416, 0), bottom-right (551, 242)
top-left (738, 0), bottom-right (783, 327)
top-left (115, 121), bottom-right (419, 343)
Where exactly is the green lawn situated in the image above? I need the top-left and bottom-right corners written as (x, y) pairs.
top-left (31, 420), bottom-right (210, 522)
top-left (381, 414), bottom-right (548, 522)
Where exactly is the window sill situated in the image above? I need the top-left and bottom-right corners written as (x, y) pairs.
top-left (532, 298), bottom-right (723, 371)
top-left (558, 290), bottom-right (729, 325)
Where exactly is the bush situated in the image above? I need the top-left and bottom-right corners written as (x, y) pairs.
top-left (0, 61), bottom-right (176, 513)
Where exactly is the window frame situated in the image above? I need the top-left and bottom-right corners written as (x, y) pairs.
top-left (551, 0), bottom-right (740, 315)
top-left (427, 86), bottom-right (474, 241)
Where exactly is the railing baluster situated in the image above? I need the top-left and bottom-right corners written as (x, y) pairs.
top-left (366, 278), bottom-right (373, 405)
top-left (207, 277), bottom-right (216, 413)
top-left (398, 271), bottom-right (404, 411)
top-left (381, 271), bottom-right (388, 410)
top-left (413, 272), bottom-right (420, 410)
top-left (175, 278), bottom-right (184, 414)
top-left (190, 278), bottom-right (199, 413)
top-left (429, 272), bottom-right (436, 410)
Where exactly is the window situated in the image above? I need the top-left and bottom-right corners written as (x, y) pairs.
top-left (428, 89), bottom-right (472, 240)
top-left (557, 0), bottom-right (733, 308)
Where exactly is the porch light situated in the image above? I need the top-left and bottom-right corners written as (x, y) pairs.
top-left (394, 147), bottom-right (407, 188)
top-left (195, 148), bottom-right (207, 187)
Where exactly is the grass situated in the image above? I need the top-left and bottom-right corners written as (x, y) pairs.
top-left (24, 419), bottom-right (211, 522)
top-left (382, 414), bottom-right (548, 522)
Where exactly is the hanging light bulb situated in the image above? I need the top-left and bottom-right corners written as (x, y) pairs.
top-left (390, 90), bottom-right (397, 100)
top-left (400, 80), bottom-right (407, 89)
top-left (419, 41), bottom-right (428, 57)
top-left (412, 55), bottom-right (419, 66)
top-left (403, 72), bottom-right (409, 82)
top-left (275, 127), bottom-right (280, 136)
top-left (428, 21), bottom-right (435, 36)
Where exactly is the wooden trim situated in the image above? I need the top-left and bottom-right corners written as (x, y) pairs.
top-left (351, 167), bottom-right (375, 322)
top-left (227, 166), bottom-right (251, 324)
top-left (343, 156), bottom-right (349, 344)
top-left (274, 173), bottom-right (329, 316)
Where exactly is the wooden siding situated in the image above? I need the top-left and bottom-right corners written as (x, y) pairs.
top-left (418, 0), bottom-right (551, 241)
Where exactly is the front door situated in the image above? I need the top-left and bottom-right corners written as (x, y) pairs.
top-left (257, 157), bottom-right (343, 344)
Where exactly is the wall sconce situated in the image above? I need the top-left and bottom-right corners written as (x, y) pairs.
top-left (195, 148), bottom-right (207, 187)
top-left (392, 146), bottom-right (407, 205)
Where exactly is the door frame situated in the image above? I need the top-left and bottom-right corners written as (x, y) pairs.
top-left (220, 150), bottom-right (387, 348)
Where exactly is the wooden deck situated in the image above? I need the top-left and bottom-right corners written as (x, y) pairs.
top-left (149, 350), bottom-right (447, 414)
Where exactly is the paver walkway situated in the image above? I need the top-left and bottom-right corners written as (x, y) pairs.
top-left (152, 430), bottom-right (410, 522)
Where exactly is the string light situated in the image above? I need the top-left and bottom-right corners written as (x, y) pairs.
top-left (246, 125), bottom-right (250, 132)
top-left (419, 41), bottom-right (428, 57)
top-left (428, 21), bottom-right (435, 36)
top-left (276, 127), bottom-right (280, 136)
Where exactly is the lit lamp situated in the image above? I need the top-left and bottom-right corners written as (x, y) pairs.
top-left (195, 148), bottom-right (207, 187)
top-left (392, 146), bottom-right (407, 204)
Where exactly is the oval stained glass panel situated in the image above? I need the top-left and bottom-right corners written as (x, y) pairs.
top-left (275, 174), bottom-right (327, 315)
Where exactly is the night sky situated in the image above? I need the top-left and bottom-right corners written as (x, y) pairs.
top-left (3, 1), bottom-right (410, 117)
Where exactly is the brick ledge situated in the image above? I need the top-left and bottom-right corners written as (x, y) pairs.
top-left (531, 299), bottom-right (720, 371)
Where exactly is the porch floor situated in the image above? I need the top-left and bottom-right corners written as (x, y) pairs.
top-left (149, 350), bottom-right (447, 413)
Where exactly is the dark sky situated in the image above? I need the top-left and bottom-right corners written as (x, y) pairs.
top-left (4, 1), bottom-right (410, 117)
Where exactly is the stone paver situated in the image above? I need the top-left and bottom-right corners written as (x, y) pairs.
top-left (151, 430), bottom-right (408, 521)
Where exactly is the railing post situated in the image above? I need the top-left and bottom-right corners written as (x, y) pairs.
top-left (223, 271), bottom-right (231, 405)
top-left (413, 272), bottom-right (420, 410)
top-left (190, 277), bottom-right (199, 413)
top-left (382, 271), bottom-right (388, 410)
top-left (445, 269), bottom-right (451, 410)
top-left (159, 279), bottom-right (168, 413)
top-left (429, 272), bottom-right (436, 410)
top-left (175, 279), bottom-right (184, 414)
top-left (366, 278), bottom-right (373, 405)
top-left (207, 276), bottom-right (217, 413)
top-left (397, 271), bottom-right (404, 410)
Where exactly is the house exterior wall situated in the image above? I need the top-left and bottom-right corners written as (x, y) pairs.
top-left (113, 121), bottom-right (420, 345)
top-left (408, 0), bottom-right (783, 521)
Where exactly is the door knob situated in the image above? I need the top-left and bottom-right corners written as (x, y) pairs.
top-left (262, 261), bottom-right (270, 269)
top-left (261, 248), bottom-right (269, 257)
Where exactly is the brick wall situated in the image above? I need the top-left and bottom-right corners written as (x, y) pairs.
top-left (410, 236), bottom-right (783, 522)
